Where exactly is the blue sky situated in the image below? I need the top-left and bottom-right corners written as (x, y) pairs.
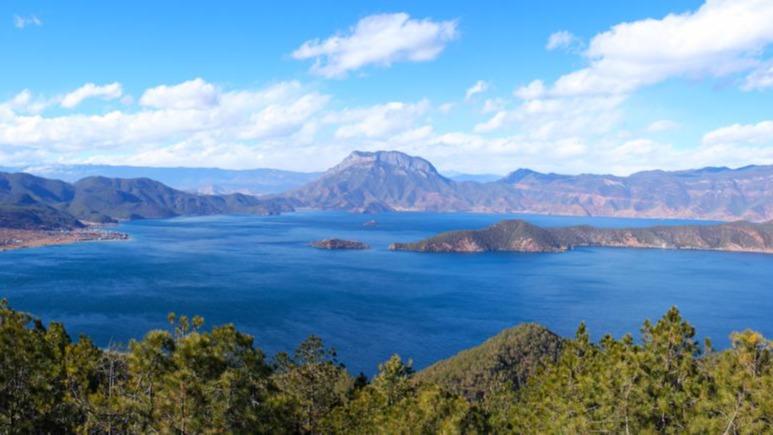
top-left (1, 0), bottom-right (772, 174)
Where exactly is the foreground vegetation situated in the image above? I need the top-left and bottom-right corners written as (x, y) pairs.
top-left (0, 300), bottom-right (771, 433)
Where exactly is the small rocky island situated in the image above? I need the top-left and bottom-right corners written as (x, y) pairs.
top-left (390, 219), bottom-right (773, 254)
top-left (311, 238), bottom-right (370, 250)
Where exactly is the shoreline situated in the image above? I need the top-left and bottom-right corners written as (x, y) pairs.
top-left (0, 228), bottom-right (129, 252)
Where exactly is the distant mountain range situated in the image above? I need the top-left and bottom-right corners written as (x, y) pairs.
top-left (288, 150), bottom-right (773, 221)
top-left (5, 164), bottom-right (498, 194)
top-left (5, 149), bottom-right (773, 228)
top-left (12, 164), bottom-right (321, 196)
top-left (0, 172), bottom-right (293, 230)
top-left (390, 219), bottom-right (773, 254)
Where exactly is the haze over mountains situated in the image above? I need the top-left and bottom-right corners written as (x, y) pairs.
top-left (13, 165), bottom-right (322, 196)
top-left (7, 163), bottom-right (496, 196)
top-left (289, 151), bottom-right (773, 221)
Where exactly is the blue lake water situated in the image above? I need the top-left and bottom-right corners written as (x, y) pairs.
top-left (1, 211), bottom-right (772, 375)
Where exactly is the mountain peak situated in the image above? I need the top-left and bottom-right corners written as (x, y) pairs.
top-left (331, 150), bottom-right (440, 175)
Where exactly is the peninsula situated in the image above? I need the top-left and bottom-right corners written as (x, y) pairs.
top-left (0, 228), bottom-right (128, 252)
top-left (390, 219), bottom-right (773, 254)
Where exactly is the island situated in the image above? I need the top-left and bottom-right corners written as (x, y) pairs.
top-left (311, 238), bottom-right (370, 250)
top-left (389, 219), bottom-right (773, 254)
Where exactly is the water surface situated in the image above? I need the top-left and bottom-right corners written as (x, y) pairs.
top-left (1, 212), bottom-right (771, 374)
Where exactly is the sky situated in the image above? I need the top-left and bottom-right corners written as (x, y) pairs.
top-left (2, 0), bottom-right (773, 175)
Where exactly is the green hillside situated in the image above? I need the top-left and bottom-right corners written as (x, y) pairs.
top-left (415, 323), bottom-right (562, 401)
top-left (0, 171), bottom-right (295, 229)
top-left (1, 300), bottom-right (770, 433)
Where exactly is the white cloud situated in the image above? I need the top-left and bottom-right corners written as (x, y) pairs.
top-left (1, 90), bottom-right (54, 114)
top-left (475, 93), bottom-right (625, 139)
top-left (481, 98), bottom-right (505, 114)
top-left (702, 120), bottom-right (773, 146)
top-left (139, 78), bottom-right (219, 109)
top-left (292, 13), bottom-right (458, 78)
top-left (474, 111), bottom-right (507, 133)
top-left (646, 119), bottom-right (680, 133)
top-left (465, 80), bottom-right (489, 100)
top-left (330, 99), bottom-right (430, 139)
top-left (0, 80), bottom-right (329, 160)
top-left (61, 83), bottom-right (123, 108)
top-left (546, 30), bottom-right (581, 51)
top-left (2, 72), bottom-right (773, 175)
top-left (0, 79), bottom-right (445, 171)
top-left (13, 14), bottom-right (42, 29)
top-left (238, 93), bottom-right (329, 140)
top-left (514, 80), bottom-right (545, 100)
top-left (479, 0), bottom-right (773, 175)
top-left (536, 0), bottom-right (773, 98)
top-left (742, 61), bottom-right (773, 91)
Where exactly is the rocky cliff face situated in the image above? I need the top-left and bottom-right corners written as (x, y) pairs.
top-left (288, 151), bottom-right (773, 221)
top-left (391, 219), bottom-right (773, 254)
top-left (288, 151), bottom-right (493, 212)
top-left (497, 165), bottom-right (773, 221)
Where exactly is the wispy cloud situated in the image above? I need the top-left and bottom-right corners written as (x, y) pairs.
top-left (292, 12), bottom-right (458, 78)
top-left (13, 14), bottom-right (42, 29)
top-left (545, 30), bottom-right (582, 52)
top-left (742, 61), bottom-right (773, 91)
top-left (139, 78), bottom-right (218, 110)
top-left (465, 80), bottom-right (489, 100)
top-left (61, 83), bottom-right (123, 108)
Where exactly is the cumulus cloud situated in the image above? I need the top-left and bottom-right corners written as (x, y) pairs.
top-left (0, 79), bottom-right (444, 171)
top-left (533, 0), bottom-right (773, 98)
top-left (0, 79), bottom-right (328, 159)
top-left (13, 14), bottom-right (42, 29)
top-left (702, 120), bottom-right (773, 146)
top-left (139, 78), bottom-right (219, 109)
top-left (328, 99), bottom-right (430, 139)
top-left (483, 0), bottom-right (773, 171)
top-left (61, 83), bottom-right (123, 108)
top-left (292, 13), bottom-right (458, 78)
top-left (514, 80), bottom-right (545, 100)
top-left (465, 80), bottom-right (489, 100)
top-left (546, 30), bottom-right (581, 51)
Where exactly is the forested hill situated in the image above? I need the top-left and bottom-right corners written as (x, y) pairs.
top-left (390, 219), bottom-right (773, 254)
top-left (0, 300), bottom-right (770, 433)
top-left (0, 171), bottom-right (294, 229)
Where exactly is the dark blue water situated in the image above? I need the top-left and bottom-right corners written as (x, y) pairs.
top-left (1, 211), bottom-right (772, 375)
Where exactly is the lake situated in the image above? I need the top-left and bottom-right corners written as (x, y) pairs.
top-left (1, 211), bottom-right (772, 375)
